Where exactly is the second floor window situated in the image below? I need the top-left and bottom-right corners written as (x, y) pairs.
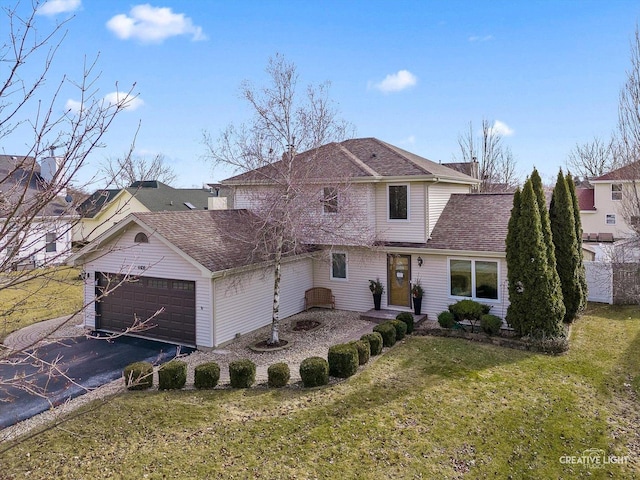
top-left (612, 183), bottom-right (623, 201)
top-left (606, 214), bottom-right (616, 225)
top-left (388, 185), bottom-right (408, 220)
top-left (323, 187), bottom-right (338, 214)
top-left (45, 232), bottom-right (56, 253)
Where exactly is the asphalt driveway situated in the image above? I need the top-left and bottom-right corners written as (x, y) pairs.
top-left (0, 335), bottom-right (187, 429)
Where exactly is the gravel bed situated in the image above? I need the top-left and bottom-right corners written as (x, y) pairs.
top-left (182, 309), bottom-right (373, 384)
top-left (1, 309), bottom-right (375, 443)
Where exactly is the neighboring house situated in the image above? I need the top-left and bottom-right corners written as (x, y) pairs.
top-left (73, 180), bottom-right (221, 245)
top-left (69, 137), bottom-right (518, 348)
top-left (578, 163), bottom-right (640, 305)
top-left (0, 154), bottom-right (76, 269)
top-left (579, 162), bottom-right (640, 240)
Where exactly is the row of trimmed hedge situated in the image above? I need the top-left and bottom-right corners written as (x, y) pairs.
top-left (124, 312), bottom-right (417, 391)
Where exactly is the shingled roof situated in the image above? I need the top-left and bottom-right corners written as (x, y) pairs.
top-left (130, 209), bottom-right (313, 273)
top-left (223, 138), bottom-right (478, 185)
top-left (427, 193), bottom-right (515, 252)
top-left (0, 154), bottom-right (75, 218)
top-left (592, 161), bottom-right (640, 181)
top-left (78, 181), bottom-right (214, 218)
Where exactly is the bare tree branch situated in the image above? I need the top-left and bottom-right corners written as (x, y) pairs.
top-left (202, 54), bottom-right (367, 345)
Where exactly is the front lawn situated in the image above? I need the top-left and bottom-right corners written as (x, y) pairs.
top-left (1, 304), bottom-right (639, 478)
top-left (0, 267), bottom-right (83, 342)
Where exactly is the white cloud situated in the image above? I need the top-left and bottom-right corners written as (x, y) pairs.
top-left (490, 120), bottom-right (514, 137)
top-left (106, 4), bottom-right (207, 43)
top-left (400, 135), bottom-right (416, 146)
top-left (37, 0), bottom-right (81, 16)
top-left (371, 70), bottom-right (417, 93)
top-left (65, 93), bottom-right (144, 114)
top-left (468, 35), bottom-right (494, 42)
top-left (65, 99), bottom-right (83, 114)
top-left (103, 92), bottom-right (145, 111)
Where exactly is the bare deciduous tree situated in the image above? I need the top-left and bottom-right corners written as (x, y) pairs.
top-left (203, 54), bottom-right (367, 345)
top-left (613, 26), bottom-right (640, 235)
top-left (100, 150), bottom-right (177, 188)
top-left (0, 1), bottom-right (146, 406)
top-left (455, 119), bottom-right (519, 192)
top-left (566, 136), bottom-right (616, 180)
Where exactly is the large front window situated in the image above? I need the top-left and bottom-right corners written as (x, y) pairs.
top-left (388, 185), bottom-right (408, 220)
top-left (449, 259), bottom-right (498, 300)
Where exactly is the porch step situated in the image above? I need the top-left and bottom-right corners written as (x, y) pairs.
top-left (360, 308), bottom-right (428, 324)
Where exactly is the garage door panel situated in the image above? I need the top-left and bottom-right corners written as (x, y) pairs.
top-left (96, 273), bottom-right (196, 345)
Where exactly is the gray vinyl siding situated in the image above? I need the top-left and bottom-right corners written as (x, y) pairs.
top-left (375, 182), bottom-right (426, 243)
top-left (312, 248), bottom-right (392, 312)
top-left (427, 183), bottom-right (471, 238)
top-left (81, 228), bottom-right (214, 347)
top-left (213, 258), bottom-right (313, 346)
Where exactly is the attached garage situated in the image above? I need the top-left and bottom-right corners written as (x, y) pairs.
top-left (68, 209), bottom-right (314, 349)
top-left (95, 273), bottom-right (196, 345)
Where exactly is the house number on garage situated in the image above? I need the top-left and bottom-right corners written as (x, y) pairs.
top-left (137, 265), bottom-right (147, 271)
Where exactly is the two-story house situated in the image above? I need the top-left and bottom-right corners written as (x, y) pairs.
top-left (1, 154), bottom-right (77, 269)
top-left (68, 138), bottom-right (513, 349)
top-left (73, 180), bottom-right (226, 246)
top-left (579, 161), bottom-right (640, 241)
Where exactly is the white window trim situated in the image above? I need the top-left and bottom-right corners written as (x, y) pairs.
top-left (447, 257), bottom-right (500, 303)
top-left (605, 213), bottom-right (616, 225)
top-left (321, 186), bottom-right (338, 215)
top-left (387, 183), bottom-right (410, 222)
top-left (612, 183), bottom-right (623, 201)
top-left (330, 251), bottom-right (348, 281)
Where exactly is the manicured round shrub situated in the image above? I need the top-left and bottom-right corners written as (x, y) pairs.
top-left (396, 312), bottom-right (415, 334)
top-left (158, 360), bottom-right (187, 390)
top-left (481, 314), bottom-right (503, 336)
top-left (361, 332), bottom-right (383, 356)
top-left (449, 299), bottom-right (485, 323)
top-left (123, 361), bottom-right (153, 390)
top-left (348, 339), bottom-right (370, 365)
top-left (194, 361), bottom-right (220, 389)
top-left (229, 359), bottom-right (256, 388)
top-left (328, 343), bottom-right (359, 378)
top-left (373, 322), bottom-right (396, 347)
top-left (299, 356), bottom-right (329, 388)
top-left (390, 319), bottom-right (407, 341)
top-left (267, 362), bottom-right (290, 388)
top-left (437, 311), bottom-right (456, 328)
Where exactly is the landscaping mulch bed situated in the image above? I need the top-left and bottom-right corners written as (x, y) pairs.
top-left (291, 319), bottom-right (322, 332)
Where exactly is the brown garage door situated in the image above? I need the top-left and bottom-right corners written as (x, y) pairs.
top-left (95, 272), bottom-right (196, 345)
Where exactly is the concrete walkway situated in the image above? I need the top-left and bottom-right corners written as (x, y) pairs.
top-left (2, 315), bottom-right (81, 352)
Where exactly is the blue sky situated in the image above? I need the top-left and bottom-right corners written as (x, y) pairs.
top-left (5, 0), bottom-right (640, 188)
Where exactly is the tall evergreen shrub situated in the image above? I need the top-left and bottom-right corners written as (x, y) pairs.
top-left (566, 172), bottom-right (588, 310)
top-left (512, 179), bottom-right (565, 336)
top-left (550, 170), bottom-right (582, 323)
top-left (505, 188), bottom-right (525, 332)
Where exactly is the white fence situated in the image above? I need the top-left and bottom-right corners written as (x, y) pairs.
top-left (585, 261), bottom-right (613, 304)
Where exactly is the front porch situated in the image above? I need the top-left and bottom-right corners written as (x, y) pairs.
top-left (360, 308), bottom-right (428, 325)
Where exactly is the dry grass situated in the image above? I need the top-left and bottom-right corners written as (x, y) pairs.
top-left (1, 304), bottom-right (639, 478)
top-left (0, 267), bottom-right (82, 342)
